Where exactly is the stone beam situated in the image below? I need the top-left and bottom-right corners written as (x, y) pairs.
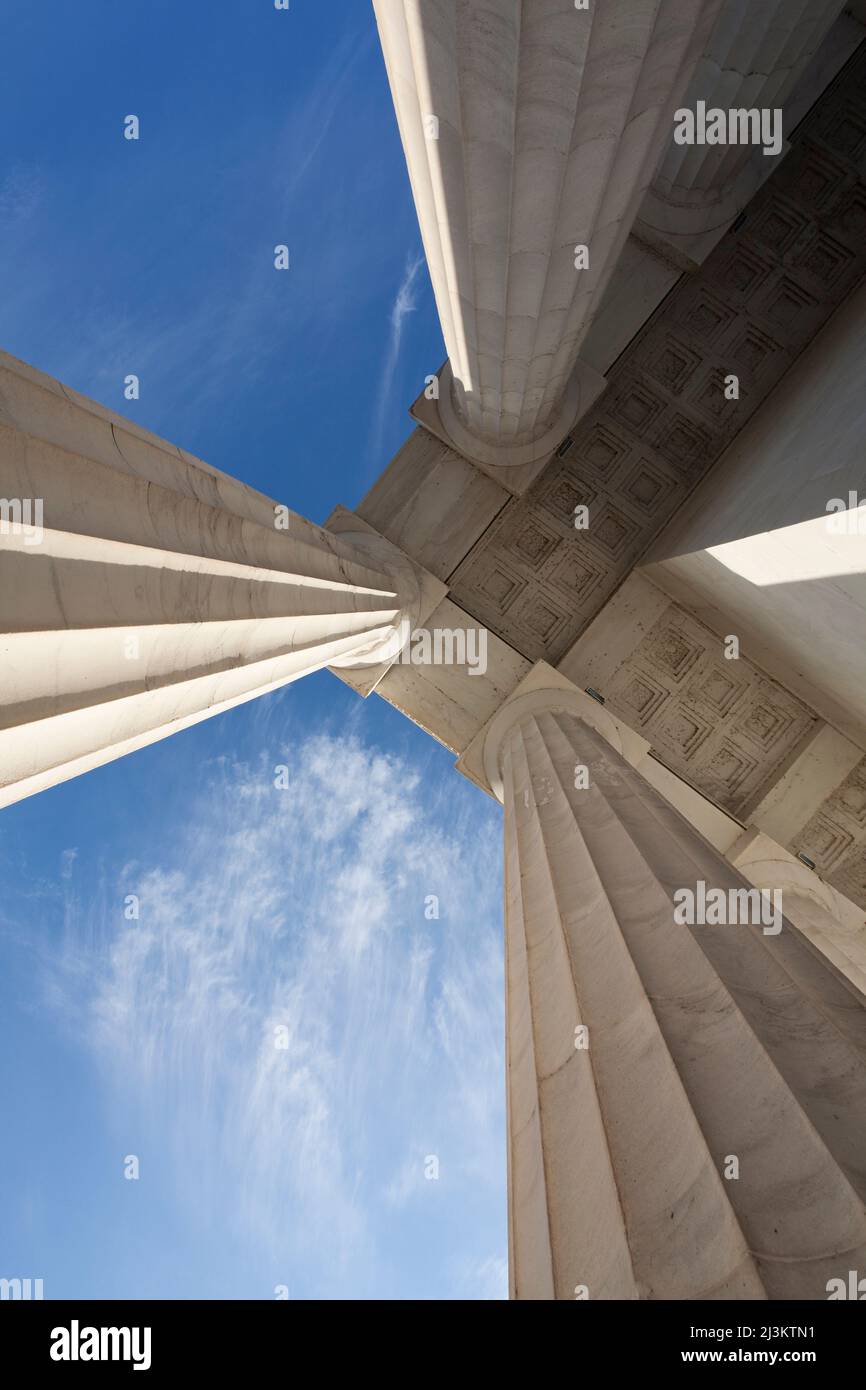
top-left (373, 0), bottom-right (722, 468)
top-left (462, 668), bottom-right (866, 1299)
top-left (0, 352), bottom-right (420, 807)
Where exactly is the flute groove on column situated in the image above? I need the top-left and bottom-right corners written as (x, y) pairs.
top-left (502, 707), bottom-right (866, 1300)
top-left (373, 0), bottom-right (724, 460)
top-left (0, 351), bottom-right (415, 807)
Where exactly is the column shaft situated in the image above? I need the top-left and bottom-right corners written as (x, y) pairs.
top-left (0, 352), bottom-right (413, 807)
top-left (637, 0), bottom-right (847, 263)
top-left (503, 708), bottom-right (866, 1299)
top-left (374, 0), bottom-right (721, 454)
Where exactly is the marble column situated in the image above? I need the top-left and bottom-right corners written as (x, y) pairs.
top-left (0, 351), bottom-right (419, 807)
top-left (373, 0), bottom-right (722, 467)
top-left (728, 830), bottom-right (866, 1002)
top-left (495, 701), bottom-right (866, 1299)
top-left (636, 0), bottom-right (848, 266)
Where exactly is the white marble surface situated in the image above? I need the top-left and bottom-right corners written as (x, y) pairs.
top-left (0, 352), bottom-right (418, 807)
top-left (373, 0), bottom-right (721, 457)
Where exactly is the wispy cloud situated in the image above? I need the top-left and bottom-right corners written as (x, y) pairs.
top-left (46, 728), bottom-right (505, 1298)
top-left (370, 249), bottom-right (425, 463)
top-left (0, 22), bottom-right (391, 444)
top-left (59, 848), bottom-right (77, 880)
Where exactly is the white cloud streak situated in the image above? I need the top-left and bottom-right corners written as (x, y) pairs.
top-left (47, 730), bottom-right (505, 1298)
top-left (370, 250), bottom-right (426, 462)
top-left (0, 25), bottom-right (386, 441)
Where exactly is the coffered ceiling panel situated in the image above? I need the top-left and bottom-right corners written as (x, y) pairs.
top-left (603, 607), bottom-right (817, 819)
top-left (794, 758), bottom-right (866, 910)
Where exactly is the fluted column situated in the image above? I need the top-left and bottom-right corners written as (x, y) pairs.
top-left (496, 702), bottom-right (866, 1299)
top-left (373, 0), bottom-right (722, 466)
top-left (637, 0), bottom-right (847, 265)
top-left (0, 351), bottom-right (419, 808)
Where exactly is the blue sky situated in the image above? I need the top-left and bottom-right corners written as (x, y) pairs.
top-left (0, 1), bottom-right (506, 1299)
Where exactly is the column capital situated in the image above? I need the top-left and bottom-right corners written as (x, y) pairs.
top-left (634, 0), bottom-right (850, 268)
top-left (323, 506), bottom-right (449, 694)
top-left (456, 660), bottom-right (649, 803)
top-left (412, 357), bottom-right (607, 495)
